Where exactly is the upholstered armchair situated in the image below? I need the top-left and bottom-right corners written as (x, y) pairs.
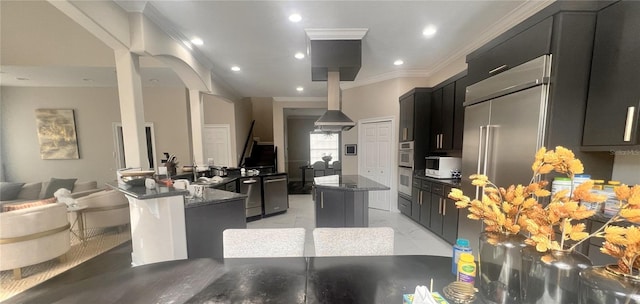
top-left (0, 202), bottom-right (71, 279)
top-left (73, 189), bottom-right (130, 230)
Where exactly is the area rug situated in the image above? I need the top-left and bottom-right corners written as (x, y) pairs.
top-left (288, 181), bottom-right (312, 194)
top-left (0, 226), bottom-right (131, 302)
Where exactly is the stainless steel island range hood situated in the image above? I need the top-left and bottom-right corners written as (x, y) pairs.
top-left (314, 71), bottom-right (355, 132)
top-left (307, 29), bottom-right (367, 132)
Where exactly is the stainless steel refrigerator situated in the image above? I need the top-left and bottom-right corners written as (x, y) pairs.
top-left (458, 55), bottom-right (552, 253)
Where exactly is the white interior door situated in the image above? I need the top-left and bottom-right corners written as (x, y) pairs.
top-left (359, 119), bottom-right (392, 210)
top-left (204, 124), bottom-right (231, 167)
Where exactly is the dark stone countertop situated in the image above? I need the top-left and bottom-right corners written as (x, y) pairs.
top-left (313, 175), bottom-right (390, 191)
top-left (107, 181), bottom-right (188, 200)
top-left (413, 171), bottom-right (462, 187)
top-left (184, 188), bottom-right (247, 208)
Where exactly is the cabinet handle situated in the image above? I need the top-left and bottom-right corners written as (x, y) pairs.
top-left (403, 128), bottom-right (408, 140)
top-left (439, 133), bottom-right (443, 149)
top-left (443, 200), bottom-right (447, 216)
top-left (489, 64), bottom-right (508, 75)
top-left (439, 198), bottom-right (442, 214)
top-left (321, 192), bottom-right (324, 209)
top-left (624, 106), bottom-right (636, 142)
top-left (419, 191), bottom-right (423, 205)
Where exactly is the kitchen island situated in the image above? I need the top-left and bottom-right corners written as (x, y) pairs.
top-left (313, 175), bottom-right (390, 227)
top-left (110, 182), bottom-right (246, 265)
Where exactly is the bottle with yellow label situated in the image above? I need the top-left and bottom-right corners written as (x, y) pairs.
top-left (457, 253), bottom-right (476, 285)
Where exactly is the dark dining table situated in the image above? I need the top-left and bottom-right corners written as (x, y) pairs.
top-left (11, 255), bottom-right (459, 303)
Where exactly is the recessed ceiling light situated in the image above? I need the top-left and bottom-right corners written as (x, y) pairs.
top-left (294, 52), bottom-right (305, 59)
top-left (289, 13), bottom-right (302, 23)
top-left (423, 25), bottom-right (437, 37)
top-left (16, 77), bottom-right (30, 81)
top-left (296, 86), bottom-right (304, 92)
top-left (394, 60), bottom-right (404, 66)
top-left (149, 78), bottom-right (159, 83)
top-left (231, 66), bottom-right (241, 72)
top-left (190, 37), bottom-right (204, 46)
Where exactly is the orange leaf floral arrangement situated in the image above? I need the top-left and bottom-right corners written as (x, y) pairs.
top-left (593, 184), bottom-right (640, 275)
top-left (448, 146), bottom-right (605, 250)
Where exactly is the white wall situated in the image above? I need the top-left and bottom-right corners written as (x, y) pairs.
top-left (251, 97), bottom-right (274, 142)
top-left (341, 77), bottom-right (429, 174)
top-left (0, 86), bottom-right (190, 187)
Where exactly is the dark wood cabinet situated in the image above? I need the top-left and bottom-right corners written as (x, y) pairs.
top-left (402, 176), bottom-right (458, 245)
top-left (466, 17), bottom-right (553, 86)
top-left (453, 76), bottom-right (468, 151)
top-left (315, 189), bottom-right (345, 227)
top-left (185, 198), bottom-right (246, 259)
top-left (442, 197), bottom-right (459, 245)
top-left (398, 194), bottom-right (411, 217)
top-left (582, 1), bottom-right (640, 148)
top-left (431, 83), bottom-right (456, 152)
top-left (410, 184), bottom-right (421, 222)
top-left (399, 88), bottom-right (432, 169)
top-left (399, 94), bottom-right (415, 142)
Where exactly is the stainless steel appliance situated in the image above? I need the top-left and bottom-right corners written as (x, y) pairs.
top-left (458, 54), bottom-right (552, 253)
top-left (424, 156), bottom-right (462, 179)
top-left (398, 141), bottom-right (414, 168)
top-left (398, 166), bottom-right (413, 196)
top-left (239, 176), bottom-right (262, 218)
top-left (398, 141), bottom-right (414, 197)
top-left (263, 174), bottom-right (289, 215)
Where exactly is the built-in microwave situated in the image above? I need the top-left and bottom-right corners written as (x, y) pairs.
top-left (425, 156), bottom-right (462, 179)
top-left (398, 141), bottom-right (414, 168)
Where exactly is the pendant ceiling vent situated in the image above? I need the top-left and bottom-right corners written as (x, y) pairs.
top-left (306, 29), bottom-right (368, 132)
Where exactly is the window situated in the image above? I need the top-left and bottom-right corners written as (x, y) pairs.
top-left (309, 132), bottom-right (340, 164)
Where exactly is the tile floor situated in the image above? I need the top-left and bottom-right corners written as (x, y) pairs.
top-left (248, 194), bottom-right (453, 257)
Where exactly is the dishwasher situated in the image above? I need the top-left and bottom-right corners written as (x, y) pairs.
top-left (262, 174), bottom-right (289, 216)
top-left (239, 176), bottom-right (262, 218)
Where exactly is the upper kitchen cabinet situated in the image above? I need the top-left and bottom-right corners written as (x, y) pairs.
top-left (399, 88), bottom-right (432, 170)
top-left (582, 1), bottom-right (640, 149)
top-left (466, 17), bottom-right (553, 86)
top-left (399, 88), bottom-right (431, 142)
top-left (430, 84), bottom-right (454, 152)
top-left (430, 73), bottom-right (466, 154)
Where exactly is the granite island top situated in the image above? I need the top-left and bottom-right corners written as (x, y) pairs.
top-left (184, 188), bottom-right (247, 208)
top-left (107, 181), bottom-right (188, 200)
top-left (313, 175), bottom-right (390, 191)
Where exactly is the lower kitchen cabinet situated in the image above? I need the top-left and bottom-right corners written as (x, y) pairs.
top-left (398, 194), bottom-right (411, 217)
top-left (315, 188), bottom-right (369, 227)
top-left (401, 176), bottom-right (460, 245)
top-left (442, 198), bottom-right (459, 245)
top-left (315, 189), bottom-right (346, 227)
top-left (411, 185), bottom-right (421, 222)
top-left (185, 196), bottom-right (246, 259)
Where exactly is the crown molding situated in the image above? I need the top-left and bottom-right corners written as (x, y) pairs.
top-left (304, 28), bottom-right (368, 40)
top-left (273, 97), bottom-right (327, 103)
top-left (341, 69), bottom-right (430, 90)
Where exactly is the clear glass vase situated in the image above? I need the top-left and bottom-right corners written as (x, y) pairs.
top-left (521, 248), bottom-right (591, 303)
top-left (579, 265), bottom-right (640, 304)
top-left (478, 232), bottom-right (528, 304)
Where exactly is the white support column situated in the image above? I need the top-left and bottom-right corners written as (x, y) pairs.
top-left (189, 89), bottom-right (205, 165)
top-left (115, 49), bottom-right (149, 169)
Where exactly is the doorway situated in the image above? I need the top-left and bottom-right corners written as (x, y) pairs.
top-left (358, 117), bottom-right (395, 211)
top-left (204, 124), bottom-right (232, 167)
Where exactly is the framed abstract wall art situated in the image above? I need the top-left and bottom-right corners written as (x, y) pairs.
top-left (35, 109), bottom-right (79, 159)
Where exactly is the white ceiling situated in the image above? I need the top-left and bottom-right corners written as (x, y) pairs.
top-left (1, 0), bottom-right (553, 99)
